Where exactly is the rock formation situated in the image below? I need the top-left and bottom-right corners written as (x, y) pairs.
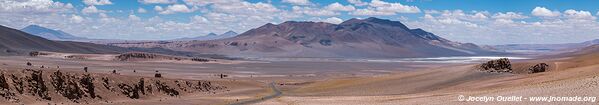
top-left (479, 58), bottom-right (512, 73)
top-left (0, 69), bottom-right (227, 103)
top-left (528, 63), bottom-right (549, 74)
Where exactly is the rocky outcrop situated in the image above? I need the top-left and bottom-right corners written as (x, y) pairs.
top-left (24, 69), bottom-right (51, 100)
top-left (0, 72), bottom-right (17, 102)
top-left (191, 58), bottom-right (210, 62)
top-left (0, 69), bottom-right (227, 104)
top-left (116, 52), bottom-right (184, 61)
top-left (115, 52), bottom-right (215, 63)
top-left (28, 51), bottom-right (50, 57)
top-left (154, 80), bottom-right (179, 96)
top-left (117, 78), bottom-right (145, 99)
top-left (528, 63), bottom-right (549, 74)
top-left (479, 58), bottom-right (512, 73)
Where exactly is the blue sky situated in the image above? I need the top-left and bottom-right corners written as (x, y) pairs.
top-left (2, 0), bottom-right (599, 45)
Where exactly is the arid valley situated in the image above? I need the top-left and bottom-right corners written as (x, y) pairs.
top-left (2, 0), bottom-right (599, 105)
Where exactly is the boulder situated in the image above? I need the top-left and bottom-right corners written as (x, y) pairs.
top-left (528, 63), bottom-right (549, 74)
top-left (479, 58), bottom-right (512, 73)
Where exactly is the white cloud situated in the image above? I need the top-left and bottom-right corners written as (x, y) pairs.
top-left (424, 10), bottom-right (441, 14)
top-left (323, 17), bottom-right (343, 24)
top-left (70, 14), bottom-right (84, 23)
top-left (351, 0), bottom-right (420, 16)
top-left (472, 12), bottom-right (488, 19)
top-left (81, 5), bottom-right (106, 14)
top-left (423, 14), bottom-right (434, 19)
top-left (369, 0), bottom-right (420, 13)
top-left (191, 15), bottom-right (209, 23)
top-left (210, 1), bottom-right (281, 16)
top-left (282, 0), bottom-right (312, 5)
top-left (325, 2), bottom-right (355, 11)
top-left (128, 14), bottom-right (141, 21)
top-left (83, 0), bottom-right (112, 5)
top-left (492, 12), bottom-right (528, 19)
top-left (138, 0), bottom-right (176, 4)
top-left (137, 8), bottom-right (147, 13)
top-left (0, 0), bottom-right (74, 13)
top-left (159, 4), bottom-right (195, 14)
top-left (99, 13), bottom-right (108, 18)
top-left (293, 6), bottom-right (338, 16)
top-left (532, 7), bottom-right (560, 17)
top-left (564, 9), bottom-right (596, 20)
top-left (352, 8), bottom-right (395, 16)
top-left (182, 0), bottom-right (237, 6)
top-left (154, 6), bottom-right (163, 11)
top-left (406, 9), bottom-right (599, 45)
top-left (347, 0), bottom-right (368, 6)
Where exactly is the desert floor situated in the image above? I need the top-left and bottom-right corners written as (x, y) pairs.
top-left (0, 55), bottom-right (447, 105)
top-left (1, 54), bottom-right (597, 105)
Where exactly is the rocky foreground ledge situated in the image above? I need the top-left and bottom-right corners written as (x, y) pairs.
top-left (0, 69), bottom-right (227, 104)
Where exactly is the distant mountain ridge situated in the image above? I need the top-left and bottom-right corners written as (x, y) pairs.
top-left (0, 25), bottom-right (214, 57)
top-left (110, 17), bottom-right (500, 58)
top-left (0, 25), bottom-right (125, 55)
top-left (20, 25), bottom-right (87, 41)
top-left (492, 39), bottom-right (599, 53)
top-left (173, 31), bottom-right (238, 41)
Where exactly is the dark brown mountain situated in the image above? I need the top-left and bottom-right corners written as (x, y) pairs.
top-left (111, 17), bottom-right (500, 58)
top-left (0, 25), bottom-right (131, 55)
top-left (0, 25), bottom-right (207, 57)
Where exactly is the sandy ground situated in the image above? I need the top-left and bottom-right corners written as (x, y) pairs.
top-left (0, 55), bottom-right (445, 104)
top-left (2, 51), bottom-right (598, 105)
top-left (254, 55), bottom-right (599, 105)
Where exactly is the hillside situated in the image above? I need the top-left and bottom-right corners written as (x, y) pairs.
top-left (110, 17), bottom-right (500, 58)
top-left (173, 31), bottom-right (238, 41)
top-left (0, 25), bottom-right (131, 55)
top-left (20, 25), bottom-right (87, 41)
top-left (0, 25), bottom-right (214, 58)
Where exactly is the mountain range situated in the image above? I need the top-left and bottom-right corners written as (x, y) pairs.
top-left (0, 25), bottom-right (125, 55)
top-left (173, 31), bottom-right (238, 41)
top-left (0, 25), bottom-right (212, 57)
top-left (20, 25), bottom-right (88, 41)
top-left (492, 39), bottom-right (599, 53)
top-left (110, 17), bottom-right (500, 58)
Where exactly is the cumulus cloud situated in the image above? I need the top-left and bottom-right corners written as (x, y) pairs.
top-left (182, 0), bottom-right (237, 6)
top-left (0, 0), bottom-right (74, 13)
top-left (323, 17), bottom-right (344, 24)
top-left (154, 6), bottom-right (163, 11)
top-left (70, 14), bottom-right (84, 23)
top-left (532, 7), bottom-right (560, 17)
top-left (158, 4), bottom-right (195, 14)
top-left (351, 0), bottom-right (420, 16)
top-left (406, 9), bottom-right (599, 45)
top-left (564, 9), bottom-right (596, 20)
top-left (210, 1), bottom-right (280, 15)
top-left (325, 2), bottom-right (355, 11)
top-left (128, 14), bottom-right (141, 21)
top-left (81, 5), bottom-right (106, 14)
top-left (492, 12), bottom-right (528, 19)
top-left (282, 0), bottom-right (312, 5)
top-left (293, 6), bottom-right (338, 16)
top-left (138, 0), bottom-right (176, 4)
top-left (347, 0), bottom-right (368, 6)
top-left (83, 0), bottom-right (112, 5)
top-left (472, 12), bottom-right (488, 19)
top-left (137, 8), bottom-right (147, 13)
